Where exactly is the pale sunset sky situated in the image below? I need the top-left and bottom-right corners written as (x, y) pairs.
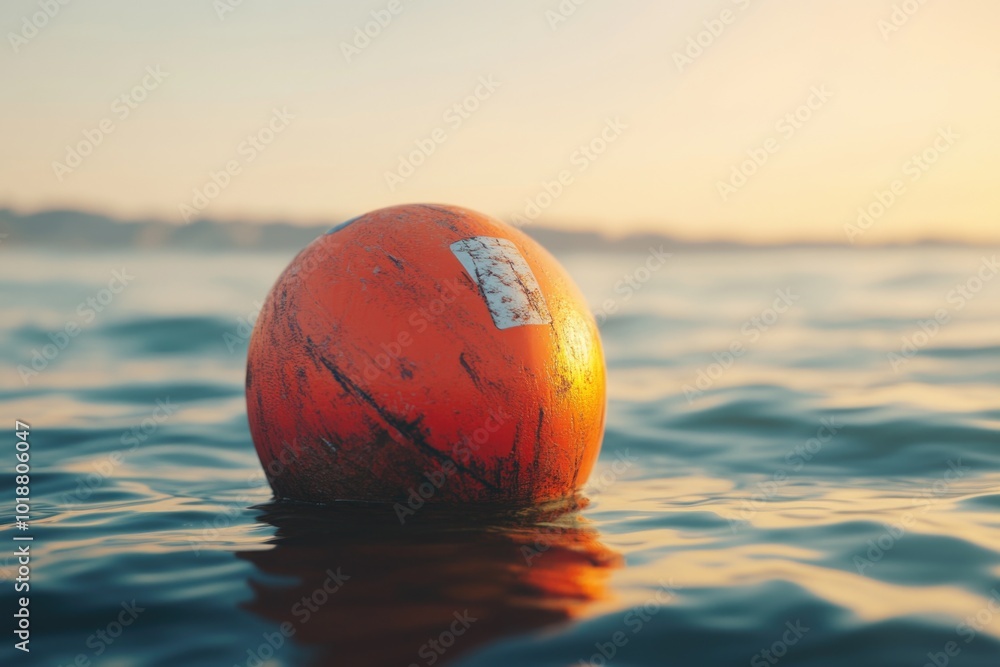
top-left (1, 0), bottom-right (997, 243)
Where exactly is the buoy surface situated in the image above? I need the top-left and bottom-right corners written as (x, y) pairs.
top-left (246, 204), bottom-right (605, 504)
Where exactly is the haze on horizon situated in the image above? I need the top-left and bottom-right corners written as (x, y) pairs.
top-left (1, 0), bottom-right (997, 244)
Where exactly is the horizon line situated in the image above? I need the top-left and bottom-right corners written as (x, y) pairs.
top-left (1, 204), bottom-right (997, 250)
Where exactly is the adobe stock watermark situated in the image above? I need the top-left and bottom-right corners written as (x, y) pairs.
top-left (583, 449), bottom-right (638, 499)
top-left (729, 418), bottom-right (843, 531)
top-left (235, 568), bottom-right (350, 667)
top-left (593, 246), bottom-right (672, 325)
top-left (509, 117), bottom-right (627, 227)
top-left (340, 0), bottom-right (410, 63)
top-left (920, 588), bottom-right (1000, 667)
top-left (223, 301), bottom-right (263, 354)
top-left (750, 619), bottom-right (811, 667)
top-left (187, 446), bottom-right (289, 554)
top-left (522, 449), bottom-right (636, 566)
top-left (178, 107), bottom-right (294, 222)
top-left (682, 288), bottom-right (800, 403)
top-left (878, 0), bottom-right (932, 41)
top-left (8, 0), bottom-right (72, 54)
top-left (393, 407), bottom-right (511, 523)
top-left (717, 85), bottom-right (833, 202)
top-left (843, 126), bottom-right (958, 243)
top-left (188, 492), bottom-right (259, 556)
top-left (55, 600), bottom-right (145, 667)
top-left (213, 0), bottom-right (245, 21)
top-left (672, 0), bottom-right (755, 73)
top-left (18, 268), bottom-right (134, 385)
top-left (246, 441), bottom-right (298, 491)
top-left (545, 0), bottom-right (592, 31)
top-left (223, 243), bottom-right (341, 353)
top-left (576, 580), bottom-right (679, 666)
top-left (853, 458), bottom-right (969, 575)
top-left (52, 65), bottom-right (169, 182)
top-left (888, 255), bottom-right (998, 372)
top-left (362, 277), bottom-right (465, 382)
top-left (58, 398), bottom-right (178, 508)
top-left (187, 442), bottom-right (310, 556)
top-left (407, 610), bottom-right (477, 667)
top-left (384, 75), bottom-right (501, 192)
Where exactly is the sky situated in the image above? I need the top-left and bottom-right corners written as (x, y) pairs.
top-left (1, 0), bottom-right (997, 244)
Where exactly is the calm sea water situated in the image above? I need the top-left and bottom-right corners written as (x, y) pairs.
top-left (2, 246), bottom-right (999, 667)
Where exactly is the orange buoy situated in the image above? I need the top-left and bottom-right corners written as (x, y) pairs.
top-left (246, 204), bottom-right (605, 505)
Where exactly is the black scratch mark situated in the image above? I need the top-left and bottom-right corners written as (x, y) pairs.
top-left (419, 204), bottom-right (463, 232)
top-left (308, 341), bottom-right (500, 492)
top-left (386, 253), bottom-right (405, 271)
top-left (532, 407), bottom-right (545, 494)
top-left (459, 352), bottom-right (483, 391)
top-left (420, 204), bottom-right (460, 218)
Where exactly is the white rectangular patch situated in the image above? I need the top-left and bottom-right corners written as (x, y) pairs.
top-left (450, 236), bottom-right (552, 330)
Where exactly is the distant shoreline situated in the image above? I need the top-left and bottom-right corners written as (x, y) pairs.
top-left (1, 208), bottom-right (992, 251)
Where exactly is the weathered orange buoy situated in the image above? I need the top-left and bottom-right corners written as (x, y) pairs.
top-left (246, 204), bottom-right (605, 506)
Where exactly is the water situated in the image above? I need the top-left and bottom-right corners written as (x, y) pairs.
top-left (2, 246), bottom-right (999, 667)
